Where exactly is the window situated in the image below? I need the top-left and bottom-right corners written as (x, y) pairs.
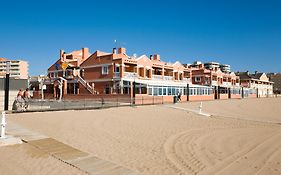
top-left (205, 77), bottom-right (209, 84)
top-left (172, 87), bottom-right (175, 95)
top-left (102, 66), bottom-right (109, 75)
top-left (163, 87), bottom-right (167, 95)
top-left (148, 88), bottom-right (153, 95)
top-left (195, 77), bottom-right (201, 82)
top-left (168, 87), bottom-right (172, 95)
top-left (115, 66), bottom-right (120, 73)
top-left (158, 87), bottom-right (162, 96)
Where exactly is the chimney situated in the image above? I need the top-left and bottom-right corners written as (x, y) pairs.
top-left (255, 71), bottom-right (258, 74)
top-left (153, 54), bottom-right (160, 61)
top-left (60, 49), bottom-right (64, 62)
top-left (113, 48), bottom-right (117, 54)
top-left (149, 55), bottom-right (153, 60)
top-left (118, 47), bottom-right (126, 54)
top-left (82, 47), bottom-right (89, 60)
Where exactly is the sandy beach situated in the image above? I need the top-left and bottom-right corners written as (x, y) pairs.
top-left (1, 97), bottom-right (281, 175)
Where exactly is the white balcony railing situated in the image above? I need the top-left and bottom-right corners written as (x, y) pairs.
top-left (222, 82), bottom-right (232, 87)
top-left (124, 72), bottom-right (138, 79)
top-left (182, 78), bottom-right (191, 83)
top-left (152, 75), bottom-right (163, 80)
top-left (164, 76), bottom-right (173, 81)
top-left (212, 81), bottom-right (218, 86)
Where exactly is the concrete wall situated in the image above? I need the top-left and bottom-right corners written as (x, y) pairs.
top-left (0, 78), bottom-right (28, 110)
top-left (219, 94), bottom-right (229, 100)
top-left (230, 94), bottom-right (241, 99)
top-left (189, 95), bottom-right (214, 101)
top-left (0, 90), bottom-right (18, 110)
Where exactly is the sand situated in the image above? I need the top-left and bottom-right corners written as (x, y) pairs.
top-left (2, 97), bottom-right (281, 175)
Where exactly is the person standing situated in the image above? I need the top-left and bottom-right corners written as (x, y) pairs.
top-left (177, 92), bottom-right (182, 102)
top-left (16, 89), bottom-right (25, 109)
top-left (23, 88), bottom-right (31, 110)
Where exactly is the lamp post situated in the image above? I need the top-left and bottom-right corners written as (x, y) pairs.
top-left (4, 61), bottom-right (10, 111)
top-left (133, 67), bottom-right (136, 104)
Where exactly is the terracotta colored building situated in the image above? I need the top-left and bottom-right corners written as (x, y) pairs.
top-left (46, 48), bottom-right (91, 96)
top-left (79, 47), bottom-right (210, 102)
top-left (190, 61), bottom-right (241, 99)
top-left (46, 47), bottom-right (215, 102)
top-left (45, 47), bottom-right (270, 102)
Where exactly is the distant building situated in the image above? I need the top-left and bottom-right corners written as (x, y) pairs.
top-left (0, 58), bottom-right (29, 79)
top-left (219, 64), bottom-right (231, 73)
top-left (267, 73), bottom-right (281, 94)
top-left (237, 71), bottom-right (274, 97)
top-left (204, 62), bottom-right (220, 70)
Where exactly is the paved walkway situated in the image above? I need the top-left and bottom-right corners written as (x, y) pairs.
top-left (6, 121), bottom-right (140, 175)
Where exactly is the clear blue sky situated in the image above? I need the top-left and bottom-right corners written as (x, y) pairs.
top-left (1, 0), bottom-right (280, 75)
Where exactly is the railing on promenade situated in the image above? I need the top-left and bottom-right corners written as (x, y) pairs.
top-left (12, 95), bottom-right (168, 112)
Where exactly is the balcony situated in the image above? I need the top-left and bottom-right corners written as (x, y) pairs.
top-left (124, 72), bottom-right (138, 79)
top-left (164, 76), bottom-right (173, 81)
top-left (183, 78), bottom-right (191, 83)
top-left (212, 81), bottom-right (218, 86)
top-left (222, 82), bottom-right (232, 87)
top-left (152, 75), bottom-right (163, 80)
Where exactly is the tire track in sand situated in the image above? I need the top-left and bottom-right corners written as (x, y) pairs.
top-left (164, 128), bottom-right (281, 175)
top-left (164, 130), bottom-right (207, 175)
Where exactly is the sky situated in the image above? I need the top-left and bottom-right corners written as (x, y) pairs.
top-left (0, 0), bottom-right (280, 75)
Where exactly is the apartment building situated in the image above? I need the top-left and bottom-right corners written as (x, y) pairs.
top-left (80, 48), bottom-right (209, 100)
top-left (45, 47), bottom-right (216, 101)
top-left (190, 61), bottom-right (241, 99)
top-left (0, 58), bottom-right (29, 79)
top-left (45, 47), bottom-right (272, 102)
top-left (46, 48), bottom-right (90, 96)
top-left (237, 71), bottom-right (273, 97)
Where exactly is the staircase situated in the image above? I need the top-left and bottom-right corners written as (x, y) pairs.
top-left (77, 75), bottom-right (94, 94)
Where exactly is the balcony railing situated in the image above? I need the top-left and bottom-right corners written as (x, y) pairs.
top-left (124, 72), bottom-right (138, 79)
top-left (152, 75), bottom-right (163, 80)
top-left (164, 76), bottom-right (173, 81)
top-left (222, 82), bottom-right (232, 87)
top-left (212, 81), bottom-right (218, 86)
top-left (182, 78), bottom-right (191, 83)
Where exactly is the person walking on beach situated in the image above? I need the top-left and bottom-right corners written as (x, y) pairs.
top-left (177, 92), bottom-right (182, 102)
